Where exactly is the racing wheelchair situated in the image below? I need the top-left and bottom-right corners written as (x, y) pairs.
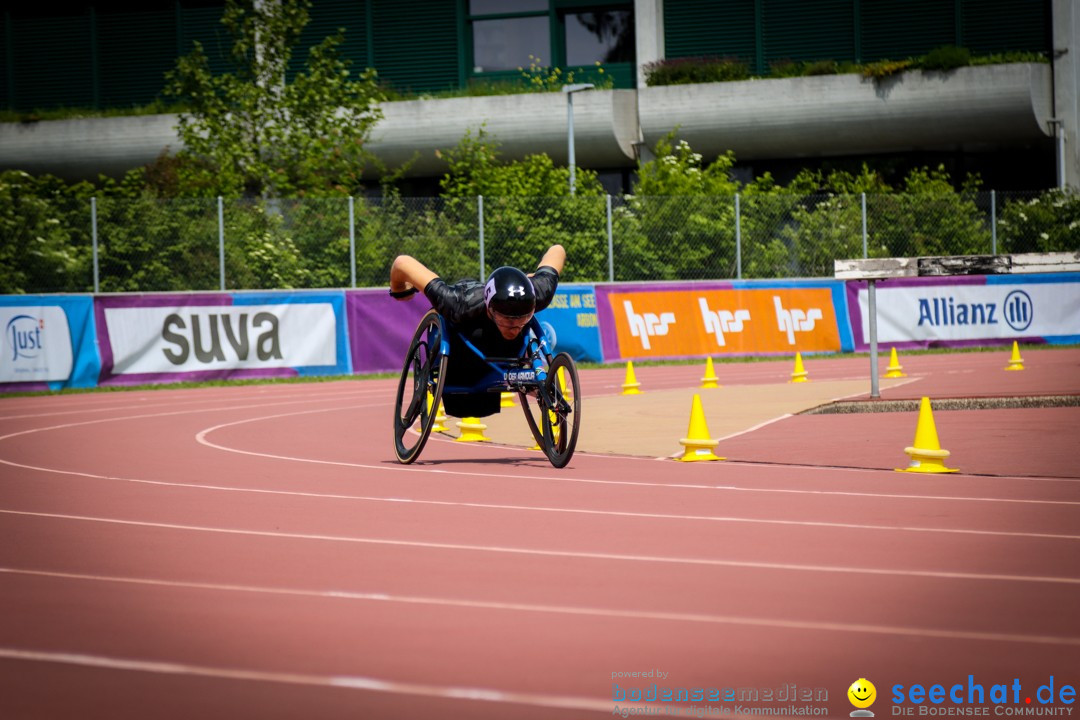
top-left (393, 308), bottom-right (581, 468)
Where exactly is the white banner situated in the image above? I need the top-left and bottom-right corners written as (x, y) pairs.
top-left (0, 306), bottom-right (74, 383)
top-left (105, 303), bottom-right (337, 375)
top-left (858, 282), bottom-right (1080, 343)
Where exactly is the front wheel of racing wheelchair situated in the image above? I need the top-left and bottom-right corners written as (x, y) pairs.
top-left (393, 309), bottom-right (448, 464)
top-left (519, 351), bottom-right (581, 469)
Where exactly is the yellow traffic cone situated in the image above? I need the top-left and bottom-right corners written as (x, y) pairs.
top-left (883, 347), bottom-right (906, 378)
top-left (676, 394), bottom-right (725, 462)
top-left (1005, 341), bottom-right (1024, 371)
top-left (455, 417), bottom-right (491, 442)
top-left (700, 357), bottom-right (720, 389)
top-left (621, 361), bottom-right (642, 395)
top-left (427, 392), bottom-right (449, 433)
top-left (500, 391), bottom-right (517, 408)
top-left (789, 352), bottom-right (809, 383)
top-left (896, 397), bottom-right (957, 473)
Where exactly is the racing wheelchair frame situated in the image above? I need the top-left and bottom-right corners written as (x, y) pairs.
top-left (393, 308), bottom-right (581, 468)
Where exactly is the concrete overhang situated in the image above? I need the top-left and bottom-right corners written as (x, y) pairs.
top-left (638, 63), bottom-right (1053, 160)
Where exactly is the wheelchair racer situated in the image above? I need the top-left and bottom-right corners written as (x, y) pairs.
top-left (389, 244), bottom-right (565, 418)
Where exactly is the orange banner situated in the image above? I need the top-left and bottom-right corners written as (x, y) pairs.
top-left (610, 288), bottom-right (841, 358)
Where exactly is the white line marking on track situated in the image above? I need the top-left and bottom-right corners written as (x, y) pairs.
top-left (3, 567), bottom-right (1077, 646)
top-left (0, 647), bottom-right (616, 714)
top-left (4, 510), bottom-right (1079, 585)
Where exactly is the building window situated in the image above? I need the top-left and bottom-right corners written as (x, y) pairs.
top-left (467, 1), bottom-right (635, 87)
top-left (472, 15), bottom-right (549, 72)
top-left (565, 10), bottom-right (634, 66)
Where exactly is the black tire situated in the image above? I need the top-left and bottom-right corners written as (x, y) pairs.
top-left (393, 310), bottom-right (448, 464)
top-left (538, 353), bottom-right (580, 468)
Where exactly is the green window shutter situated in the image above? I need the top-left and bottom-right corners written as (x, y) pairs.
top-left (960, 0), bottom-right (1049, 55)
top-left (860, 0), bottom-right (956, 62)
top-left (763, 0), bottom-right (854, 67)
top-left (11, 13), bottom-right (94, 111)
top-left (664, 0), bottom-right (757, 64)
top-left (98, 9), bottom-right (175, 107)
top-left (289, 0), bottom-right (369, 82)
top-left (179, 5), bottom-right (231, 77)
top-left (372, 0), bottom-right (459, 94)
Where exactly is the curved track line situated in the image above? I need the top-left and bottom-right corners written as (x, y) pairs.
top-left (194, 407), bottom-right (1080, 505)
top-left (4, 510), bottom-right (1078, 585)
top-left (0, 647), bottom-right (615, 714)
top-left (3, 567), bottom-right (1076, 646)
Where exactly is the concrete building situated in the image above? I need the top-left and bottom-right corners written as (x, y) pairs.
top-left (0, 0), bottom-right (1074, 191)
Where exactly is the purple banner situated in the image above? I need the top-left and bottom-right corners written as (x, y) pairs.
top-left (346, 289), bottom-right (432, 374)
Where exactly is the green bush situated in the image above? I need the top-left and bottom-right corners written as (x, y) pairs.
top-left (644, 57), bottom-right (750, 86)
top-left (919, 45), bottom-right (972, 72)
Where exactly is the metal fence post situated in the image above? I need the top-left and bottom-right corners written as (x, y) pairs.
top-left (861, 192), bottom-right (868, 258)
top-left (478, 195), bottom-right (485, 280)
top-left (91, 197), bottom-right (99, 293)
top-left (606, 194), bottom-right (614, 282)
top-left (735, 193), bottom-right (742, 280)
top-left (349, 196), bottom-right (356, 288)
top-left (991, 190), bottom-right (997, 255)
top-left (217, 196), bottom-right (225, 291)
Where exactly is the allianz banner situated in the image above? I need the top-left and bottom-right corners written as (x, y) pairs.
top-left (847, 273), bottom-right (1080, 349)
top-left (0, 295), bottom-right (100, 392)
top-left (595, 280), bottom-right (852, 361)
top-left (95, 291), bottom-right (349, 385)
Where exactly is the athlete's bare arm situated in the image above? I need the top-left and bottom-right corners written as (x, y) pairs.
top-left (389, 255), bottom-right (440, 299)
top-left (535, 244), bottom-right (566, 275)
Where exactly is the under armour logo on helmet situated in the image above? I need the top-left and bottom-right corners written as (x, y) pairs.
top-left (508, 285), bottom-right (526, 297)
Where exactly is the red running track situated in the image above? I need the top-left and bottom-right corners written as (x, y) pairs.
top-left (1, 351), bottom-right (1078, 719)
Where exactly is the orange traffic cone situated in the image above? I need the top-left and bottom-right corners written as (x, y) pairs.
top-left (700, 357), bottom-right (720, 389)
top-left (676, 394), bottom-right (724, 462)
top-left (789, 352), bottom-right (809, 383)
top-left (1005, 341), bottom-right (1024, 371)
top-left (883, 347), bottom-right (906, 378)
top-left (621, 361), bottom-right (642, 395)
top-left (896, 397), bottom-right (957, 474)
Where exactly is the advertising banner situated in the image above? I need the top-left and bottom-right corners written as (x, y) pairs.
top-left (596, 280), bottom-right (851, 361)
top-left (96, 291), bottom-right (349, 385)
top-left (0, 295), bottom-right (99, 391)
top-left (847, 273), bottom-right (1080, 349)
top-left (346, 284), bottom-right (604, 375)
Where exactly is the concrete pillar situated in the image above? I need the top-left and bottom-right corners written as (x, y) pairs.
top-left (634, 0), bottom-right (664, 89)
top-left (1053, 0), bottom-right (1079, 190)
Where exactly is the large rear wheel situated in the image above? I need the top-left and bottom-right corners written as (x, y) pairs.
top-left (393, 310), bottom-right (448, 464)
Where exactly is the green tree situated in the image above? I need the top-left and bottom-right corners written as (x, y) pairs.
top-left (439, 127), bottom-right (609, 281)
top-left (165, 0), bottom-right (384, 198)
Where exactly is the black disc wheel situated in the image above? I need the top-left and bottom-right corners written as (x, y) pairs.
top-left (393, 309), bottom-right (448, 464)
top-left (521, 352), bottom-right (580, 468)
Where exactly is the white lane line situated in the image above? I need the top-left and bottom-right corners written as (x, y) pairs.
top-left (3, 509), bottom-right (1078, 585)
top-left (0, 387), bottom-right (384, 421)
top-left (3, 567), bottom-right (1077, 646)
top-left (195, 407), bottom-right (1080, 504)
top-left (0, 647), bottom-right (615, 714)
top-left (2, 403), bottom-right (1076, 513)
top-left (4, 465), bottom-right (1076, 541)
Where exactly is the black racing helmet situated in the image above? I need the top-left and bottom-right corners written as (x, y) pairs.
top-left (484, 266), bottom-right (536, 318)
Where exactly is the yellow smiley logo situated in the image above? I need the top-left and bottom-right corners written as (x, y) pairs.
top-left (848, 678), bottom-right (877, 709)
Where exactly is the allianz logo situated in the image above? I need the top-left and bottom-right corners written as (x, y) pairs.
top-left (623, 301), bottom-right (675, 350)
top-left (161, 312), bottom-right (284, 365)
top-left (6, 314), bottom-right (45, 361)
top-left (917, 290), bottom-right (1032, 332)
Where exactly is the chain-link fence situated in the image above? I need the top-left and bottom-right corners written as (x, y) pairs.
top-left (3, 190), bottom-right (1077, 294)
